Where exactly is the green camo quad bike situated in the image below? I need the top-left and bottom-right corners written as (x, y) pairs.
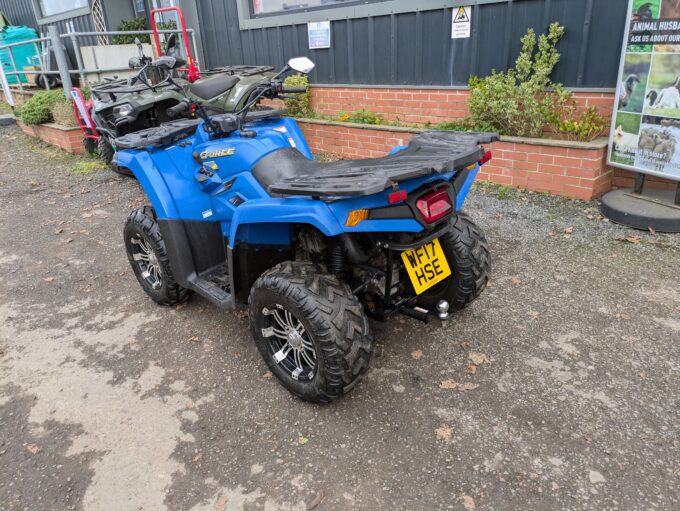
top-left (88, 36), bottom-right (276, 175)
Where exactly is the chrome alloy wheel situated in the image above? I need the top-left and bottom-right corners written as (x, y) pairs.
top-left (261, 304), bottom-right (317, 381)
top-left (130, 235), bottom-right (162, 289)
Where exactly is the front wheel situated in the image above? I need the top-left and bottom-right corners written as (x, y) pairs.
top-left (99, 136), bottom-right (132, 177)
top-left (124, 206), bottom-right (191, 306)
top-left (249, 261), bottom-right (373, 403)
top-left (416, 213), bottom-right (491, 312)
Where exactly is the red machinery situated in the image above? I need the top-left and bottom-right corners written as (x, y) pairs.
top-left (150, 6), bottom-right (201, 83)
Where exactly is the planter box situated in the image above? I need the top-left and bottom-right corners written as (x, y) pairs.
top-left (17, 119), bottom-right (85, 154)
top-left (297, 119), bottom-right (613, 201)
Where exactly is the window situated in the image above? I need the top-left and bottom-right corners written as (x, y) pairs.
top-left (252, 0), bottom-right (377, 16)
top-left (38, 0), bottom-right (88, 17)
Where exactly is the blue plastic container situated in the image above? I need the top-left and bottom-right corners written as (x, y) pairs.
top-left (0, 26), bottom-right (39, 84)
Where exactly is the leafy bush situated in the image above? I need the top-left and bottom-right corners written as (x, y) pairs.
top-left (433, 117), bottom-right (497, 133)
top-left (468, 23), bottom-right (568, 138)
top-left (338, 109), bottom-right (383, 125)
top-left (545, 102), bottom-right (607, 142)
top-left (111, 18), bottom-right (150, 44)
top-left (51, 98), bottom-right (78, 127)
top-left (282, 74), bottom-right (313, 118)
top-left (19, 90), bottom-right (64, 125)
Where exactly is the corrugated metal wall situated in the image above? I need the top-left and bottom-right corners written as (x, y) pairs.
top-left (0, 0), bottom-right (37, 28)
top-left (196, 0), bottom-right (626, 89)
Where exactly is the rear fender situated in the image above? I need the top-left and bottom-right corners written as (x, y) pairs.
top-left (229, 199), bottom-right (345, 248)
top-left (116, 150), bottom-right (180, 218)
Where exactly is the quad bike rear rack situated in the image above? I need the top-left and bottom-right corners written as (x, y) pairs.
top-left (265, 131), bottom-right (500, 197)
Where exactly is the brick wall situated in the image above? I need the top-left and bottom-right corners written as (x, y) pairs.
top-left (298, 120), bottom-right (613, 201)
top-left (17, 120), bottom-right (85, 154)
top-left (309, 87), bottom-right (616, 126)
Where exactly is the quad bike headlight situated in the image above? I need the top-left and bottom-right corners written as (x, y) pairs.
top-left (113, 104), bottom-right (134, 117)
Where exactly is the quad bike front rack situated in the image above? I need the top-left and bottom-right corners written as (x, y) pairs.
top-left (151, 6), bottom-right (201, 83)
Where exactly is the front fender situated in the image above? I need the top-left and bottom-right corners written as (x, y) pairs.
top-left (116, 150), bottom-right (179, 219)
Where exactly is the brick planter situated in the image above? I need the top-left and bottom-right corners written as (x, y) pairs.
top-left (298, 119), bottom-right (613, 201)
top-left (16, 120), bottom-right (85, 154)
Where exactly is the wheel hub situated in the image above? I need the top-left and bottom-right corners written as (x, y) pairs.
top-left (287, 329), bottom-right (304, 349)
top-left (261, 305), bottom-right (317, 380)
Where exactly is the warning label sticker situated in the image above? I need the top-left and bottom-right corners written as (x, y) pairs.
top-left (452, 6), bottom-right (471, 39)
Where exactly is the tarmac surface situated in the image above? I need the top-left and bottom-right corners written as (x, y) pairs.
top-left (0, 125), bottom-right (679, 510)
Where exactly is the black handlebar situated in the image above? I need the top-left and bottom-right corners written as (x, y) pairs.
top-left (167, 100), bottom-right (191, 118)
top-left (282, 87), bottom-right (307, 93)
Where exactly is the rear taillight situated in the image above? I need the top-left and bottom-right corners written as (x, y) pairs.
top-left (416, 189), bottom-right (453, 224)
top-left (479, 151), bottom-right (492, 165)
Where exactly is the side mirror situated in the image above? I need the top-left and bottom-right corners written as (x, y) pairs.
top-left (287, 57), bottom-right (315, 74)
top-left (128, 56), bottom-right (141, 69)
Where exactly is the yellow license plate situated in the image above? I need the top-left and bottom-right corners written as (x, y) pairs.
top-left (400, 238), bottom-right (452, 295)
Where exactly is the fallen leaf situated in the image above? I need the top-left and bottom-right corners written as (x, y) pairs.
top-left (43, 277), bottom-right (54, 282)
top-left (485, 280), bottom-right (494, 288)
top-left (584, 435), bottom-right (593, 444)
top-left (262, 371), bottom-right (273, 379)
top-left (305, 491), bottom-right (325, 510)
top-left (648, 226), bottom-right (656, 235)
top-left (460, 494), bottom-right (476, 509)
top-left (192, 452), bottom-right (202, 462)
top-left (411, 350), bottom-right (423, 360)
top-left (439, 379), bottom-right (479, 391)
top-left (467, 364), bottom-right (477, 374)
top-left (54, 228), bottom-right (63, 234)
top-left (23, 443), bottom-right (41, 454)
top-left (510, 277), bottom-right (522, 285)
top-left (435, 424), bottom-right (453, 443)
top-left (527, 310), bottom-right (540, 318)
top-left (298, 436), bottom-right (309, 445)
top-left (468, 352), bottom-right (489, 365)
top-left (215, 494), bottom-right (229, 511)
top-left (564, 226), bottom-right (573, 235)
top-left (615, 312), bottom-right (631, 321)
top-left (188, 335), bottom-right (200, 343)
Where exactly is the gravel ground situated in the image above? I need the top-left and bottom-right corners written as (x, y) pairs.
top-left (0, 125), bottom-right (679, 511)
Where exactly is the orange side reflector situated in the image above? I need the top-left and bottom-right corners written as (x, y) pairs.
top-left (346, 209), bottom-right (369, 227)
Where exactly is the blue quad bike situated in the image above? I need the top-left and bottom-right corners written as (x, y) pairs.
top-left (115, 57), bottom-right (497, 403)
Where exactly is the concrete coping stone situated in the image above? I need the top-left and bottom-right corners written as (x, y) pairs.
top-left (296, 118), bottom-right (609, 150)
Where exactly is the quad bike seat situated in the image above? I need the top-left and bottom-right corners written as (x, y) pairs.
top-left (255, 131), bottom-right (500, 197)
top-left (190, 75), bottom-right (240, 100)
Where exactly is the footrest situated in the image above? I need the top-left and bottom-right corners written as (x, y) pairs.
top-left (191, 264), bottom-right (235, 309)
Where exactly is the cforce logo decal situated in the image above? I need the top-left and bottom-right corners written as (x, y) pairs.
top-left (200, 148), bottom-right (235, 159)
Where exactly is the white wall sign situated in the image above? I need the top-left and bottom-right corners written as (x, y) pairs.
top-left (308, 21), bottom-right (331, 49)
top-left (452, 6), bottom-right (471, 39)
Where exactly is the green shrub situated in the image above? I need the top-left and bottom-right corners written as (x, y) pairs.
top-left (338, 109), bottom-right (383, 125)
top-left (468, 22), bottom-right (568, 138)
top-left (19, 90), bottom-right (64, 125)
top-left (282, 74), bottom-right (313, 118)
top-left (433, 117), bottom-right (497, 133)
top-left (111, 18), bottom-right (150, 44)
top-left (545, 102), bottom-right (607, 142)
top-left (51, 98), bottom-right (78, 127)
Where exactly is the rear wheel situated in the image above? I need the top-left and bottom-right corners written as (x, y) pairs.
top-left (416, 213), bottom-right (490, 312)
top-left (99, 136), bottom-right (132, 177)
top-left (249, 261), bottom-right (373, 403)
top-left (124, 206), bottom-right (190, 306)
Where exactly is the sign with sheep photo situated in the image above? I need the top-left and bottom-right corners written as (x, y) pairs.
top-left (609, 0), bottom-right (680, 181)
